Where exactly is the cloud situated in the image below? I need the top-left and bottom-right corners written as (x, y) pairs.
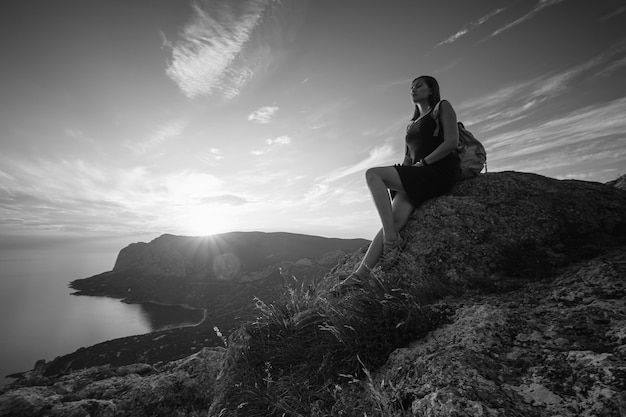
top-left (65, 128), bottom-right (84, 139)
top-left (482, 97), bottom-right (626, 181)
top-left (323, 144), bottom-right (396, 183)
top-left (436, 7), bottom-right (506, 47)
top-left (252, 135), bottom-right (291, 155)
top-left (600, 5), bottom-right (626, 21)
top-left (458, 41), bottom-right (626, 131)
top-left (595, 56), bottom-right (626, 78)
top-left (125, 120), bottom-right (187, 155)
top-left (490, 0), bottom-right (566, 38)
top-left (267, 135), bottom-right (290, 145)
top-left (248, 106), bottom-right (279, 123)
top-left (165, 0), bottom-right (272, 99)
top-left (0, 155), bottom-right (230, 235)
top-left (197, 148), bottom-right (224, 166)
top-left (200, 194), bottom-right (250, 206)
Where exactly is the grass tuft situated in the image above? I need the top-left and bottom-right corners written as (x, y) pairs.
top-left (216, 260), bottom-right (456, 416)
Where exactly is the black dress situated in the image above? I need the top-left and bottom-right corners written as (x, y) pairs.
top-left (393, 106), bottom-right (460, 206)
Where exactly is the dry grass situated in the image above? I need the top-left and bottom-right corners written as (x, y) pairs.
top-left (215, 254), bottom-right (457, 416)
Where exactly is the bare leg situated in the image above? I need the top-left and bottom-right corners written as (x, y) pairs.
top-left (356, 191), bottom-right (415, 274)
top-left (365, 166), bottom-right (407, 243)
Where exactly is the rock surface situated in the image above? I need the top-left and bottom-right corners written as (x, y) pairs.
top-left (606, 173), bottom-right (626, 190)
top-left (2, 171), bottom-right (625, 416)
top-left (374, 248), bottom-right (626, 417)
top-left (1, 348), bottom-right (224, 417)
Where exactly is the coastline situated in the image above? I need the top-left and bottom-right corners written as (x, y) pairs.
top-left (70, 289), bottom-right (208, 327)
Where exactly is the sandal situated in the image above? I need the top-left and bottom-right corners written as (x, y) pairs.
top-left (330, 269), bottom-right (370, 296)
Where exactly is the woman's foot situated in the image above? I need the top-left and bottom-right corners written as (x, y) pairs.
top-left (382, 233), bottom-right (406, 265)
top-left (330, 268), bottom-right (370, 296)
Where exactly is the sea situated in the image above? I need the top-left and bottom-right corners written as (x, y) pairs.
top-left (0, 239), bottom-right (204, 386)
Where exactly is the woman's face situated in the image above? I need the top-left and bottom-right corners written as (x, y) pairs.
top-left (411, 78), bottom-right (431, 103)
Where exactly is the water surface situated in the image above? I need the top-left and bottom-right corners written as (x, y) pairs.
top-left (0, 244), bottom-right (202, 386)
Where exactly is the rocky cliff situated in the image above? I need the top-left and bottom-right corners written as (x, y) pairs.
top-left (111, 232), bottom-right (369, 280)
top-left (69, 232), bottom-right (368, 307)
top-left (2, 171), bottom-right (625, 417)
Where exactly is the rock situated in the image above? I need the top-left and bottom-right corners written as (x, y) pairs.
top-left (0, 348), bottom-right (224, 417)
top-left (331, 172), bottom-right (626, 292)
top-left (372, 248), bottom-right (626, 417)
top-left (0, 386), bottom-right (59, 417)
top-left (606, 173), bottom-right (626, 190)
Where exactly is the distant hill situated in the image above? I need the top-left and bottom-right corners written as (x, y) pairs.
top-left (70, 232), bottom-right (368, 302)
top-left (110, 231), bottom-right (369, 281)
top-left (67, 231), bottom-right (366, 335)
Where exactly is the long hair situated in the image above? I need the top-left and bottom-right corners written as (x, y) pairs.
top-left (410, 75), bottom-right (441, 121)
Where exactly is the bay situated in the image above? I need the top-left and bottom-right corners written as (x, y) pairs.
top-left (0, 244), bottom-right (203, 386)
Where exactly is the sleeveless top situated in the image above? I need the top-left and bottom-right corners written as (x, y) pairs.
top-left (405, 109), bottom-right (443, 164)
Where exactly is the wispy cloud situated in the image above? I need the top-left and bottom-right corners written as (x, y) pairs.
top-left (458, 40), bottom-right (626, 131)
top-left (251, 135), bottom-right (291, 155)
top-left (436, 7), bottom-right (506, 47)
top-left (65, 128), bottom-right (84, 139)
top-left (599, 5), bottom-right (626, 21)
top-left (323, 144), bottom-right (396, 183)
top-left (490, 0), bottom-right (566, 38)
top-left (248, 106), bottom-right (279, 123)
top-left (165, 0), bottom-right (272, 99)
top-left (198, 148), bottom-right (224, 166)
top-left (595, 56), bottom-right (626, 78)
top-left (0, 155), bottom-right (230, 235)
top-left (125, 120), bottom-right (187, 155)
top-left (267, 135), bottom-right (290, 145)
top-left (483, 97), bottom-right (626, 181)
top-left (200, 194), bottom-right (251, 206)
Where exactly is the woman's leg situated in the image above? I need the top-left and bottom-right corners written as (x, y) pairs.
top-left (365, 166), bottom-right (407, 243)
top-left (356, 191), bottom-right (415, 273)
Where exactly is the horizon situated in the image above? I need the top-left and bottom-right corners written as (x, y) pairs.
top-left (1, 1), bottom-right (625, 248)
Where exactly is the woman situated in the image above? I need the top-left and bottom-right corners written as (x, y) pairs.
top-left (333, 75), bottom-right (460, 294)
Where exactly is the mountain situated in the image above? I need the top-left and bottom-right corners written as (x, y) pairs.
top-left (2, 171), bottom-right (625, 417)
top-left (70, 232), bottom-right (369, 303)
top-left (110, 232), bottom-right (370, 281)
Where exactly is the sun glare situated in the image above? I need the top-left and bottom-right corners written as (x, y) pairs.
top-left (186, 217), bottom-right (220, 236)
top-left (177, 208), bottom-right (231, 237)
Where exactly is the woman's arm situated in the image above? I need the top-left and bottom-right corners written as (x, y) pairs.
top-left (415, 100), bottom-right (459, 166)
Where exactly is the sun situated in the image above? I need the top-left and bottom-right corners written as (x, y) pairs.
top-left (187, 217), bottom-right (220, 236)
top-left (178, 209), bottom-right (228, 237)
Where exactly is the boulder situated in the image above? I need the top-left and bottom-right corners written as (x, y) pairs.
top-left (332, 171), bottom-right (626, 291)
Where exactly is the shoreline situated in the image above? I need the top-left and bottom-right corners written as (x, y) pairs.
top-left (70, 290), bottom-right (208, 327)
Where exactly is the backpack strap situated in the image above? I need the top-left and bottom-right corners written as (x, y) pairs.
top-left (431, 100), bottom-right (444, 136)
top-left (431, 100), bottom-right (443, 119)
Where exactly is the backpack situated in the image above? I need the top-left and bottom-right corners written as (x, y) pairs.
top-left (432, 101), bottom-right (487, 179)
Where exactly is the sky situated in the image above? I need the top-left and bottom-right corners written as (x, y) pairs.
top-left (1, 0), bottom-right (625, 248)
